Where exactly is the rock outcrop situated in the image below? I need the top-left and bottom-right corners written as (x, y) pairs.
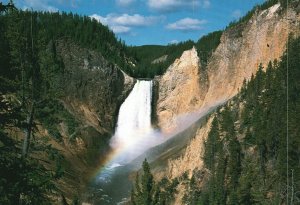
top-left (201, 3), bottom-right (299, 109)
top-left (48, 39), bottom-right (135, 201)
top-left (56, 39), bottom-right (135, 134)
top-left (152, 55), bottom-right (168, 64)
top-left (166, 117), bottom-right (213, 180)
top-left (152, 4), bottom-right (300, 204)
top-left (156, 47), bottom-right (204, 132)
top-left (155, 4), bottom-right (300, 133)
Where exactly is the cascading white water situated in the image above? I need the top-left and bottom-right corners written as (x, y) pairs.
top-left (94, 80), bottom-right (159, 203)
top-left (109, 80), bottom-right (159, 165)
top-left (97, 80), bottom-right (163, 182)
top-left (110, 80), bottom-right (152, 150)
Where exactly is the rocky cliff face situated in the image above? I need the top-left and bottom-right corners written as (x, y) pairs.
top-left (156, 47), bottom-right (204, 132)
top-left (56, 39), bottom-right (135, 134)
top-left (202, 3), bottom-right (299, 109)
top-left (153, 4), bottom-right (300, 204)
top-left (48, 39), bottom-right (135, 201)
top-left (166, 117), bottom-right (213, 180)
top-left (155, 4), bottom-right (300, 133)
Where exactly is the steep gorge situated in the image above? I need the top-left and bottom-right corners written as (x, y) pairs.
top-left (55, 39), bottom-right (135, 134)
top-left (38, 2), bottom-right (300, 204)
top-left (150, 4), bottom-right (300, 204)
top-left (155, 3), bottom-right (300, 133)
top-left (1, 2), bottom-right (300, 204)
top-left (40, 39), bottom-right (135, 200)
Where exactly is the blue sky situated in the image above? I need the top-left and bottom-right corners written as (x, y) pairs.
top-left (4, 0), bottom-right (265, 45)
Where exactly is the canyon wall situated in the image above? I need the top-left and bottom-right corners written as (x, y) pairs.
top-left (153, 4), bottom-right (300, 204)
top-left (56, 39), bottom-right (135, 134)
top-left (156, 47), bottom-right (204, 132)
top-left (45, 39), bottom-right (135, 201)
top-left (156, 4), bottom-right (300, 133)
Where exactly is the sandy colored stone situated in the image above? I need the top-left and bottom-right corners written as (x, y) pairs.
top-left (154, 5), bottom-right (300, 204)
top-left (156, 5), bottom-right (300, 133)
top-left (156, 47), bottom-right (203, 132)
top-left (167, 117), bottom-right (213, 179)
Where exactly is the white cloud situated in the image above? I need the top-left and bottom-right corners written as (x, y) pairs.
top-left (107, 14), bottom-right (160, 26)
top-left (166, 18), bottom-right (207, 31)
top-left (147, 0), bottom-right (210, 12)
top-left (170, 40), bottom-right (179, 44)
top-left (21, 0), bottom-right (58, 12)
top-left (232, 9), bottom-right (242, 19)
top-left (56, 0), bottom-right (78, 8)
top-left (116, 0), bottom-right (136, 7)
top-left (110, 25), bottom-right (131, 34)
top-left (203, 0), bottom-right (210, 8)
top-left (90, 13), bottom-right (162, 34)
top-left (17, 0), bottom-right (79, 11)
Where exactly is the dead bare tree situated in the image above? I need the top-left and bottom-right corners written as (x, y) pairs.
top-left (21, 103), bottom-right (35, 158)
top-left (21, 8), bottom-right (36, 159)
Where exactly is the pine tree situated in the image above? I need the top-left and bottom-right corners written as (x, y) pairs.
top-left (141, 159), bottom-right (154, 205)
top-left (214, 146), bottom-right (228, 205)
top-left (203, 117), bottom-right (221, 171)
top-left (131, 159), bottom-right (155, 205)
top-left (227, 135), bottom-right (242, 205)
top-left (238, 178), bottom-right (253, 204)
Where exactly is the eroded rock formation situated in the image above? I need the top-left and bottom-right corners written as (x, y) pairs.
top-left (156, 4), bottom-right (300, 133)
top-left (46, 39), bottom-right (135, 200)
top-left (153, 4), bottom-right (300, 204)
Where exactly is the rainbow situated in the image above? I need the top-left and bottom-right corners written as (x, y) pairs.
top-left (88, 145), bottom-right (127, 183)
top-left (88, 80), bottom-right (154, 183)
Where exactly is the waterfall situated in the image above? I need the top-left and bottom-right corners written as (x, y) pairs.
top-left (109, 80), bottom-right (159, 164)
top-left (110, 80), bottom-right (153, 151)
top-left (101, 80), bottom-right (161, 172)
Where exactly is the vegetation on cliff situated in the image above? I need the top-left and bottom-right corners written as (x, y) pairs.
top-left (133, 36), bottom-right (300, 204)
top-left (0, 4), bottom-right (72, 203)
top-left (0, 1), bottom-right (223, 81)
top-left (128, 0), bottom-right (299, 79)
top-left (0, 2), bottom-right (129, 203)
top-left (227, 0), bottom-right (297, 29)
top-left (195, 36), bottom-right (300, 205)
top-left (0, 2), bottom-right (223, 80)
top-left (128, 31), bottom-right (222, 78)
top-left (127, 40), bottom-right (194, 78)
top-left (131, 159), bottom-right (179, 205)
top-left (195, 31), bottom-right (222, 68)
top-left (1, 0), bottom-right (298, 204)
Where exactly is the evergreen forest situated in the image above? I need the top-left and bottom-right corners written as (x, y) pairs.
top-left (1, 0), bottom-right (299, 204)
top-left (131, 36), bottom-right (300, 205)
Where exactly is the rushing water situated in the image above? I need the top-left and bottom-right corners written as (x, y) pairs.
top-left (85, 80), bottom-right (218, 204)
top-left (89, 80), bottom-right (160, 204)
top-left (109, 80), bottom-right (154, 164)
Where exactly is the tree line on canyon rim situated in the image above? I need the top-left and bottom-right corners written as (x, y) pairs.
top-left (0, 0), bottom-right (223, 82)
top-left (131, 36), bottom-right (300, 204)
top-left (0, 0), bottom-right (299, 204)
